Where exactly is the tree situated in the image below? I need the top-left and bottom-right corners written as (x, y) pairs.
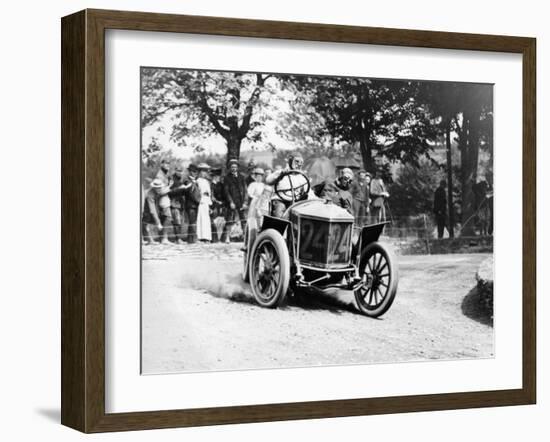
top-left (453, 83), bottom-right (493, 235)
top-left (420, 81), bottom-right (493, 237)
top-left (420, 82), bottom-right (461, 237)
top-left (390, 158), bottom-right (443, 218)
top-left (285, 76), bottom-right (438, 172)
top-left (141, 69), bottom-right (282, 165)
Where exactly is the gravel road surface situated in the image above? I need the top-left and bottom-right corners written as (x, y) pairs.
top-left (141, 243), bottom-right (493, 374)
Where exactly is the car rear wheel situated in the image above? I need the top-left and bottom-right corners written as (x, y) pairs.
top-left (249, 229), bottom-right (290, 308)
top-left (354, 242), bottom-right (398, 317)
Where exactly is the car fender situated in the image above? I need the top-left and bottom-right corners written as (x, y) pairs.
top-left (260, 215), bottom-right (290, 236)
top-left (352, 221), bottom-right (390, 261)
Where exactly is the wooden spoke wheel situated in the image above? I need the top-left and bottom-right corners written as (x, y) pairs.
top-left (249, 229), bottom-right (290, 308)
top-left (354, 242), bottom-right (398, 317)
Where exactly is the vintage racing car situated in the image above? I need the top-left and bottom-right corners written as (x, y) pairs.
top-left (242, 170), bottom-right (398, 318)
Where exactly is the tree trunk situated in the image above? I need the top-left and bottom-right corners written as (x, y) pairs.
top-left (460, 112), bottom-right (481, 236)
top-left (358, 126), bottom-right (374, 172)
top-left (445, 119), bottom-right (454, 238)
top-left (226, 133), bottom-right (243, 165)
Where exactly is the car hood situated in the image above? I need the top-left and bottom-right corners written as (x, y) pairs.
top-left (290, 199), bottom-right (354, 222)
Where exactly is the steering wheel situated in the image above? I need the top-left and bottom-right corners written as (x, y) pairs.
top-left (274, 170), bottom-right (311, 204)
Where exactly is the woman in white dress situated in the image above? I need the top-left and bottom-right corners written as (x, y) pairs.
top-left (196, 163), bottom-right (212, 242)
top-left (246, 168), bottom-right (268, 231)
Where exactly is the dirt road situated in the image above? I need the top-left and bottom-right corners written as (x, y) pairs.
top-left (141, 243), bottom-right (493, 374)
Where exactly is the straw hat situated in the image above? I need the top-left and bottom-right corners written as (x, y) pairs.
top-left (150, 178), bottom-right (164, 189)
top-left (197, 162), bottom-right (211, 170)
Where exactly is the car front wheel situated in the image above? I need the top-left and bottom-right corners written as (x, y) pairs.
top-left (354, 241), bottom-right (398, 317)
top-left (249, 229), bottom-right (290, 308)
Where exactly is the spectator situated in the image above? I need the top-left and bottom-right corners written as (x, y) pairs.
top-left (169, 166), bottom-right (187, 244)
top-left (486, 173), bottom-right (494, 236)
top-left (245, 160), bottom-right (256, 187)
top-left (222, 159), bottom-right (248, 243)
top-left (433, 179), bottom-right (447, 239)
top-left (318, 168), bottom-right (354, 214)
top-left (183, 164), bottom-right (201, 243)
top-left (350, 170), bottom-right (371, 226)
top-left (210, 167), bottom-right (225, 243)
top-left (155, 159), bottom-right (171, 186)
top-left (196, 163), bottom-right (213, 242)
top-left (142, 182), bottom-right (161, 245)
top-left (474, 177), bottom-right (492, 236)
top-left (370, 170), bottom-right (390, 222)
top-left (247, 168), bottom-right (266, 231)
top-left (142, 178), bottom-right (172, 245)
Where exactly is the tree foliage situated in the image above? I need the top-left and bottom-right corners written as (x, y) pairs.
top-left (141, 68), bottom-right (493, 236)
top-left (142, 69), bottom-right (286, 163)
top-left (282, 75), bottom-right (438, 171)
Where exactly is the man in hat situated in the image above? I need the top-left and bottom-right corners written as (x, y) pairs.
top-left (222, 159), bottom-right (247, 243)
top-left (209, 167), bottom-right (224, 243)
top-left (433, 179), bottom-right (447, 239)
top-left (245, 160), bottom-right (257, 187)
top-left (370, 169), bottom-right (390, 222)
top-left (350, 169), bottom-right (371, 226)
top-left (142, 178), bottom-right (172, 245)
top-left (183, 163), bottom-right (201, 243)
top-left (265, 154), bottom-right (309, 217)
top-left (168, 165), bottom-right (187, 244)
top-left (319, 168), bottom-right (355, 215)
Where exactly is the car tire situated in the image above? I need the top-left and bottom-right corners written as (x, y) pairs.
top-left (354, 241), bottom-right (398, 317)
top-left (249, 228), bottom-right (290, 308)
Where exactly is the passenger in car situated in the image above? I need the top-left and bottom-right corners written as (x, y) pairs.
top-left (316, 168), bottom-right (355, 215)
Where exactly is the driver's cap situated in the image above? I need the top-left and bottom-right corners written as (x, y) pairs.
top-left (341, 167), bottom-right (354, 179)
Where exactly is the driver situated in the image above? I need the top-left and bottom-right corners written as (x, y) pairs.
top-left (265, 154), bottom-right (311, 217)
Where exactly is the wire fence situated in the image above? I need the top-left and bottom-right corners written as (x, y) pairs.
top-left (142, 210), bottom-right (492, 245)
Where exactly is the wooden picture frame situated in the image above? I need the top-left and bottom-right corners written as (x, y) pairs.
top-left (61, 9), bottom-right (536, 433)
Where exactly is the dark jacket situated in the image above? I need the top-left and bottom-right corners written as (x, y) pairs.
top-left (473, 180), bottom-right (489, 210)
top-left (370, 178), bottom-right (387, 208)
top-left (245, 174), bottom-right (255, 187)
top-left (169, 174), bottom-right (186, 209)
top-left (212, 181), bottom-right (224, 207)
top-left (172, 177), bottom-right (201, 211)
top-left (350, 180), bottom-right (370, 203)
top-left (223, 173), bottom-right (247, 208)
top-left (319, 179), bottom-right (354, 215)
top-left (433, 186), bottom-right (447, 215)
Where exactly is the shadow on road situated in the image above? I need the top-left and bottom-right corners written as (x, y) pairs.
top-left (287, 289), bottom-right (361, 316)
top-left (201, 273), bottom-right (360, 316)
top-left (461, 286), bottom-right (493, 327)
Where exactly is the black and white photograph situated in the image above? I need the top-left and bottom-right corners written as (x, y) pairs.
top-left (140, 67), bottom-right (494, 374)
